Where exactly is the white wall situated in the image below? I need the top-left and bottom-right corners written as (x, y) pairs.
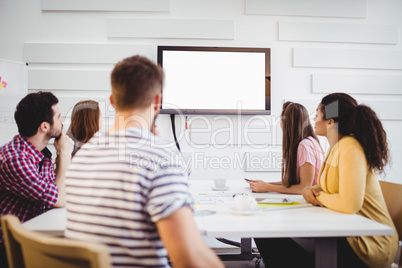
top-left (0, 0), bottom-right (401, 183)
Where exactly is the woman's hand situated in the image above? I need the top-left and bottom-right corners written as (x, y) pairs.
top-left (248, 180), bottom-right (270, 193)
top-left (302, 187), bottom-right (324, 207)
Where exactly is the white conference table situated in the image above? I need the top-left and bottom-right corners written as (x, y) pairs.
top-left (23, 179), bottom-right (394, 268)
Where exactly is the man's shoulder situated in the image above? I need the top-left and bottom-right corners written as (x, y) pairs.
top-left (1, 135), bottom-right (18, 149)
top-left (76, 130), bottom-right (181, 165)
top-left (1, 136), bottom-right (31, 159)
top-left (1, 149), bottom-right (35, 167)
top-left (0, 143), bottom-right (41, 179)
top-left (121, 129), bottom-right (180, 157)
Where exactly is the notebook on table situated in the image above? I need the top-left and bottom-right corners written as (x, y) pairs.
top-left (256, 198), bottom-right (312, 211)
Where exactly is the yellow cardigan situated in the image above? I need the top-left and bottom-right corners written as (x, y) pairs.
top-left (314, 136), bottom-right (398, 267)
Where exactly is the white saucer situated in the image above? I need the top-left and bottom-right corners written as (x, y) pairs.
top-left (229, 207), bottom-right (260, 216)
top-left (211, 186), bottom-right (230, 191)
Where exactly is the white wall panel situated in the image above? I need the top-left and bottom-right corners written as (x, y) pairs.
top-left (287, 98), bottom-right (402, 121)
top-left (279, 22), bottom-right (398, 44)
top-left (187, 115), bottom-right (281, 146)
top-left (107, 18), bottom-right (234, 39)
top-left (178, 146), bottom-right (281, 181)
top-left (56, 96), bottom-right (111, 117)
top-left (283, 99), bottom-right (321, 117)
top-left (246, 0), bottom-right (367, 18)
top-left (1, 0), bottom-right (402, 184)
top-left (381, 121), bottom-right (402, 183)
top-left (360, 100), bottom-right (402, 121)
top-left (294, 48), bottom-right (402, 70)
top-left (24, 43), bottom-right (154, 63)
top-left (42, 0), bottom-right (170, 12)
top-left (28, 69), bottom-right (112, 91)
top-left (313, 74), bottom-right (402, 95)
top-left (245, 150), bottom-right (282, 172)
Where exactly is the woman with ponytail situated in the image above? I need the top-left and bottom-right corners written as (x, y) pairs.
top-left (54, 100), bottom-right (102, 174)
top-left (251, 102), bottom-right (324, 268)
top-left (248, 101), bottom-right (324, 194)
top-left (302, 93), bottom-right (398, 267)
top-left (67, 100), bottom-right (102, 157)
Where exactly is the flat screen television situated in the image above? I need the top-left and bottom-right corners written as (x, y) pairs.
top-left (157, 46), bottom-right (271, 115)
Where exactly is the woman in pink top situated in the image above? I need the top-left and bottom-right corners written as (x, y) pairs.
top-left (248, 101), bottom-right (324, 194)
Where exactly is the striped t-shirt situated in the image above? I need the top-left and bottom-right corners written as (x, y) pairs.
top-left (65, 127), bottom-right (193, 267)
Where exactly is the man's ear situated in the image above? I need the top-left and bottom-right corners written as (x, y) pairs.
top-left (38, 121), bottom-right (50, 134)
top-left (153, 93), bottom-right (162, 113)
top-left (109, 94), bottom-right (115, 108)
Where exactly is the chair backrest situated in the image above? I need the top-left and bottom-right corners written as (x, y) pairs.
top-left (1, 214), bottom-right (111, 268)
top-left (379, 180), bottom-right (402, 241)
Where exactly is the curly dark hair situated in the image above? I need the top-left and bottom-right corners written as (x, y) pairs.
top-left (14, 91), bottom-right (59, 137)
top-left (320, 93), bottom-right (389, 173)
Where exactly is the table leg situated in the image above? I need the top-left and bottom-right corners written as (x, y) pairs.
top-left (216, 238), bottom-right (257, 261)
top-left (315, 238), bottom-right (337, 268)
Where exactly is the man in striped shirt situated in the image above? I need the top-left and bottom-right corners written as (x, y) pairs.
top-left (0, 92), bottom-right (73, 267)
top-left (65, 56), bottom-right (224, 268)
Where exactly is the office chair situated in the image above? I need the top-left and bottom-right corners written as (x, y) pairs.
top-left (379, 180), bottom-right (402, 268)
top-left (1, 214), bottom-right (111, 268)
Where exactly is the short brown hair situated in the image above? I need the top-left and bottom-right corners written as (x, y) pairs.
top-left (111, 55), bottom-right (163, 111)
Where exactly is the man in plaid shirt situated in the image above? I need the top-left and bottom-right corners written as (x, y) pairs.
top-left (0, 92), bottom-right (73, 267)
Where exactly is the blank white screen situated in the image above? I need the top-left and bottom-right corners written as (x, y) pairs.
top-left (162, 50), bottom-right (266, 111)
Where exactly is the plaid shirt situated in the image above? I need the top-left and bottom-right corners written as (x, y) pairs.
top-left (0, 135), bottom-right (58, 247)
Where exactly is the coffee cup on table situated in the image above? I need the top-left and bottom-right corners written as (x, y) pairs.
top-left (234, 194), bottom-right (257, 211)
top-left (214, 178), bottom-right (227, 189)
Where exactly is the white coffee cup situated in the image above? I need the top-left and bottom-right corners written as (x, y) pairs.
top-left (214, 178), bottom-right (227, 189)
top-left (234, 194), bottom-right (257, 211)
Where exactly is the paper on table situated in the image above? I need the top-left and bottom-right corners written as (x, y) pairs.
top-left (193, 204), bottom-right (216, 217)
top-left (257, 202), bottom-right (312, 211)
top-left (194, 210), bottom-right (216, 217)
top-left (197, 191), bottom-right (234, 197)
top-left (256, 197), bottom-right (292, 204)
top-left (196, 197), bottom-right (232, 204)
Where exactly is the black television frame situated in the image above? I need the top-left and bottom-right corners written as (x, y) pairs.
top-left (157, 46), bottom-right (271, 115)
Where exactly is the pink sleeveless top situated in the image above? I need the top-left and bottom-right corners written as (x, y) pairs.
top-left (296, 137), bottom-right (324, 185)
